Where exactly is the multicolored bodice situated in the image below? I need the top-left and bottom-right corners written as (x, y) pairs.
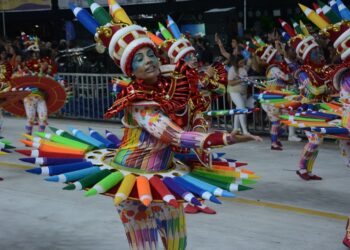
top-left (265, 64), bottom-right (291, 91)
top-left (114, 103), bottom-right (174, 172)
top-left (295, 65), bottom-right (331, 103)
top-left (114, 101), bottom-right (234, 171)
top-left (338, 71), bottom-right (350, 129)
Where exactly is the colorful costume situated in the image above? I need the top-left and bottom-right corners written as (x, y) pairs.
top-left (0, 62), bottom-right (21, 180)
top-left (148, 17), bottom-right (228, 214)
top-left (278, 15), bottom-right (340, 180)
top-left (345, 217), bottom-right (350, 248)
top-left (19, 1), bottom-right (259, 250)
top-left (247, 37), bottom-right (299, 150)
top-left (296, 1), bottom-right (350, 244)
top-left (3, 33), bottom-right (68, 135)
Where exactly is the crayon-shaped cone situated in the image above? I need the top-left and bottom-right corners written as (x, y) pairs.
top-left (291, 18), bottom-right (303, 35)
top-left (68, 126), bottom-right (104, 148)
top-left (19, 157), bottom-right (86, 166)
top-left (162, 177), bottom-right (201, 206)
top-left (299, 20), bottom-right (310, 36)
top-left (86, 0), bottom-right (112, 26)
top-left (63, 169), bottom-right (111, 190)
top-left (49, 127), bottom-right (88, 145)
top-left (114, 174), bottom-right (136, 205)
top-left (23, 134), bottom-right (87, 153)
top-left (34, 132), bottom-right (91, 151)
top-left (136, 176), bottom-right (153, 206)
top-left (329, 0), bottom-right (342, 16)
top-left (318, 0), bottom-right (342, 23)
top-left (149, 176), bottom-right (178, 208)
top-left (279, 28), bottom-right (291, 41)
top-left (158, 22), bottom-right (173, 40)
top-left (192, 169), bottom-right (257, 185)
top-left (212, 165), bottom-right (254, 175)
top-left (156, 31), bottom-right (165, 40)
top-left (299, 3), bottom-right (330, 29)
top-left (16, 149), bottom-right (83, 158)
top-left (108, 0), bottom-right (132, 24)
top-left (88, 128), bottom-right (114, 148)
top-left (44, 166), bottom-right (100, 182)
top-left (105, 130), bottom-right (121, 147)
top-left (147, 31), bottom-right (164, 46)
top-left (336, 0), bottom-right (350, 20)
top-left (69, 3), bottom-right (99, 35)
top-left (313, 2), bottom-right (331, 22)
top-left (85, 171), bottom-right (124, 197)
top-left (181, 175), bottom-right (235, 198)
top-left (26, 161), bottom-right (93, 176)
top-left (278, 18), bottom-right (297, 37)
top-left (167, 15), bottom-right (181, 39)
top-left (0, 140), bottom-right (15, 149)
top-left (19, 140), bottom-right (85, 156)
top-left (173, 176), bottom-right (222, 204)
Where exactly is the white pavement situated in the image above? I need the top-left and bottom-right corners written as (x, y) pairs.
top-left (0, 117), bottom-right (349, 250)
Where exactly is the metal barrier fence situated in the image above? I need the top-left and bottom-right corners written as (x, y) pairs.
top-left (57, 73), bottom-right (123, 122)
top-left (57, 73), bottom-right (270, 133)
top-left (210, 83), bottom-right (270, 134)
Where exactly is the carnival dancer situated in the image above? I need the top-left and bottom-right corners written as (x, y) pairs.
top-left (0, 61), bottom-right (29, 180)
top-left (148, 17), bottom-right (229, 214)
top-left (18, 1), bottom-right (262, 249)
top-left (298, 1), bottom-right (350, 244)
top-left (345, 217), bottom-right (350, 248)
top-left (3, 33), bottom-right (68, 135)
top-left (309, 0), bottom-right (350, 168)
top-left (279, 7), bottom-right (338, 180)
top-left (247, 37), bottom-right (298, 150)
top-left (0, 61), bottom-right (12, 135)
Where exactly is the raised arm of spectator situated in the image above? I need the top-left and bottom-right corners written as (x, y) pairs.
top-left (215, 33), bottom-right (231, 60)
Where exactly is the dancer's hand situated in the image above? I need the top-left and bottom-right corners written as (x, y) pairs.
top-left (230, 130), bottom-right (263, 143)
top-left (215, 33), bottom-right (223, 46)
top-left (205, 66), bottom-right (215, 78)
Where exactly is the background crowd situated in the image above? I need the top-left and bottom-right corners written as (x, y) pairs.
top-left (0, 25), bottom-right (342, 133)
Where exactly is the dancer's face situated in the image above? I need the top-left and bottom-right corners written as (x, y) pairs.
top-left (183, 52), bottom-right (198, 69)
top-left (309, 47), bottom-right (325, 66)
top-left (132, 47), bottom-right (160, 84)
top-left (274, 52), bottom-right (283, 62)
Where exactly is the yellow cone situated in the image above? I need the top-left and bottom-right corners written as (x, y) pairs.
top-left (108, 0), bottom-right (132, 25)
top-left (299, 3), bottom-right (330, 29)
top-left (299, 20), bottom-right (310, 36)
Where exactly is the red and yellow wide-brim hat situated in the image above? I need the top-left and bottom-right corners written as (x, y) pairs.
top-left (4, 76), bottom-right (67, 116)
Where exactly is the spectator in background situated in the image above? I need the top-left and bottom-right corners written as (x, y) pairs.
top-left (0, 48), bottom-right (7, 64)
top-left (215, 33), bottom-right (243, 62)
top-left (199, 39), bottom-right (213, 66)
top-left (227, 55), bottom-right (250, 134)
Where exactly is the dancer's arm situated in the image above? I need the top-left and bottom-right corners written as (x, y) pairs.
top-left (131, 104), bottom-right (261, 149)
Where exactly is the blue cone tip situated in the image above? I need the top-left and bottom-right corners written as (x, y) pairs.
top-left (210, 195), bottom-right (222, 204)
top-left (26, 168), bottom-right (41, 174)
top-left (44, 176), bottom-right (59, 182)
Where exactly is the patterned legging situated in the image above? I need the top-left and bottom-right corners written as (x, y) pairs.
top-left (339, 140), bottom-right (350, 168)
top-left (23, 95), bottom-right (48, 134)
top-left (299, 131), bottom-right (323, 173)
top-left (117, 200), bottom-right (187, 250)
top-left (262, 104), bottom-right (281, 144)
